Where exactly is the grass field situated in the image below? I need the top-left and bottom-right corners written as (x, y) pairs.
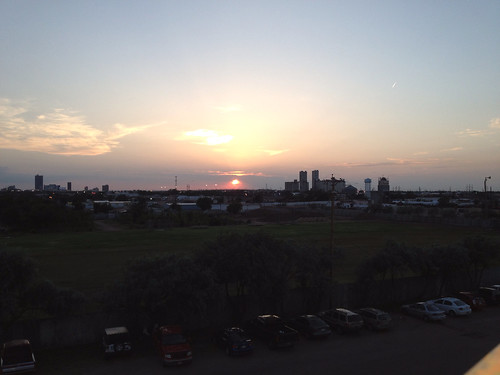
top-left (2, 219), bottom-right (499, 300)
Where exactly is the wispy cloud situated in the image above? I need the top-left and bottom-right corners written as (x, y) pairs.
top-left (260, 149), bottom-right (290, 156)
top-left (490, 117), bottom-right (500, 129)
top-left (178, 129), bottom-right (233, 146)
top-left (208, 170), bottom-right (266, 177)
top-left (0, 98), bottom-right (157, 156)
top-left (440, 147), bottom-right (463, 152)
top-left (339, 157), bottom-right (439, 168)
top-left (457, 118), bottom-right (500, 137)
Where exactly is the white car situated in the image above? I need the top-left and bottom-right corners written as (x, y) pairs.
top-left (428, 297), bottom-right (471, 316)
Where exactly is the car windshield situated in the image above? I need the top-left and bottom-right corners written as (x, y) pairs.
top-left (309, 318), bottom-right (327, 328)
top-left (162, 334), bottom-right (187, 345)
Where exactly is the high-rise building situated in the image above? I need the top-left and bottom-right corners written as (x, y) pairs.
top-left (312, 170), bottom-right (319, 190)
top-left (67, 182), bottom-right (72, 191)
top-left (299, 171), bottom-right (309, 192)
top-left (35, 174), bottom-right (43, 191)
top-left (102, 184), bottom-right (109, 193)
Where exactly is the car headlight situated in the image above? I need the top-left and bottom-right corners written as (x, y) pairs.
top-left (165, 354), bottom-right (172, 359)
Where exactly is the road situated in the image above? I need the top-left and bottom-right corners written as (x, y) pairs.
top-left (38, 308), bottom-right (500, 375)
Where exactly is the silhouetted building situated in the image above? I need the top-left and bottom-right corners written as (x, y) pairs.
top-left (67, 182), bottom-right (72, 191)
top-left (378, 177), bottom-right (390, 192)
top-left (285, 180), bottom-right (300, 192)
top-left (44, 184), bottom-right (60, 191)
top-left (35, 174), bottom-right (43, 191)
top-left (102, 184), bottom-right (109, 193)
top-left (299, 171), bottom-right (309, 192)
top-left (312, 170), bottom-right (319, 190)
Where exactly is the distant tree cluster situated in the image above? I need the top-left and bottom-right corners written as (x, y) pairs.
top-left (357, 236), bottom-right (499, 303)
top-left (0, 249), bottom-right (85, 331)
top-left (103, 233), bottom-right (332, 325)
top-left (0, 192), bottom-right (93, 232)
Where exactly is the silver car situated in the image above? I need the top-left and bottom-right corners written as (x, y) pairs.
top-left (401, 302), bottom-right (446, 322)
top-left (427, 297), bottom-right (471, 317)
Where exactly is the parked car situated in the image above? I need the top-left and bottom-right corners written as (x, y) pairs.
top-left (286, 315), bottom-right (332, 339)
top-left (478, 287), bottom-right (500, 306)
top-left (153, 325), bottom-right (192, 366)
top-left (357, 307), bottom-right (392, 330)
top-left (215, 327), bottom-right (254, 356)
top-left (245, 315), bottom-right (299, 349)
top-left (489, 284), bottom-right (500, 293)
top-left (401, 302), bottom-right (446, 322)
top-left (1, 339), bottom-right (36, 374)
top-left (457, 292), bottom-right (486, 311)
top-left (427, 297), bottom-right (471, 317)
top-left (102, 326), bottom-right (133, 358)
top-left (317, 308), bottom-right (363, 333)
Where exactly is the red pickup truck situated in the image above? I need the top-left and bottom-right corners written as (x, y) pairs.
top-left (0, 339), bottom-right (36, 374)
top-left (153, 325), bottom-right (192, 366)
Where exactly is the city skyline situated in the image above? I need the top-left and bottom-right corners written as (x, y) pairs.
top-left (1, 1), bottom-right (499, 192)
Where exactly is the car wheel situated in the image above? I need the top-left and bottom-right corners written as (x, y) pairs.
top-left (448, 310), bottom-right (456, 317)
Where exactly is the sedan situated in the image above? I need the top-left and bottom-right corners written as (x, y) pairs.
top-left (215, 327), bottom-right (254, 356)
top-left (427, 297), bottom-right (471, 317)
top-left (401, 302), bottom-right (446, 322)
top-left (286, 315), bottom-right (332, 339)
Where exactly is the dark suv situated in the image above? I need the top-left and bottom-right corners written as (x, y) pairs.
top-left (357, 308), bottom-right (392, 330)
top-left (318, 308), bottom-right (363, 333)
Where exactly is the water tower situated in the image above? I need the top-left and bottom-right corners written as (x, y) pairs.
top-left (364, 178), bottom-right (372, 199)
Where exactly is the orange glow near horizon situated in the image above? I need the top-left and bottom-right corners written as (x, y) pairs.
top-left (231, 179), bottom-right (240, 186)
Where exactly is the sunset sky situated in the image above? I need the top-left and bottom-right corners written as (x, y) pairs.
top-left (1, 1), bottom-right (499, 191)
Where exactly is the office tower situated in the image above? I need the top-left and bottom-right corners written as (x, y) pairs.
top-left (35, 175), bottom-right (43, 191)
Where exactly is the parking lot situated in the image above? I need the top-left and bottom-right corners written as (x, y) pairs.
top-left (37, 307), bottom-right (500, 375)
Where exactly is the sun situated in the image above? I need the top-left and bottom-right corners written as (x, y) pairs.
top-left (231, 179), bottom-right (240, 186)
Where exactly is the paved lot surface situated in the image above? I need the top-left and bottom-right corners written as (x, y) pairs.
top-left (37, 308), bottom-right (500, 375)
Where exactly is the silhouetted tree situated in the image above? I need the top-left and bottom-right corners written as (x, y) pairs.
top-left (196, 197), bottom-right (213, 211)
top-left (226, 201), bottom-right (243, 214)
top-left (0, 249), bottom-right (85, 330)
top-left (463, 236), bottom-right (498, 288)
top-left (104, 254), bottom-right (222, 326)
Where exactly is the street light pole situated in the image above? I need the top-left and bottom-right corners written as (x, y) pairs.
top-left (484, 176), bottom-right (491, 195)
top-left (329, 175), bottom-right (336, 308)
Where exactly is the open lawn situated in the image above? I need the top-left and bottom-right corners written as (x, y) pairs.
top-left (2, 219), bottom-right (499, 300)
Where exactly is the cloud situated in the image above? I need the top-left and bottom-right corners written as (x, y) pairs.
top-left (0, 98), bottom-right (156, 156)
top-left (339, 157), bottom-right (439, 168)
top-left (179, 129), bottom-right (233, 146)
top-left (260, 149), bottom-right (290, 156)
top-left (440, 147), bottom-right (463, 152)
top-left (457, 128), bottom-right (487, 137)
top-left (208, 170), bottom-right (267, 177)
top-left (457, 118), bottom-right (500, 137)
top-left (490, 118), bottom-right (500, 129)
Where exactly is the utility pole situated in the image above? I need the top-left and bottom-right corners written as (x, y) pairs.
top-left (329, 174), bottom-right (337, 308)
top-left (484, 176), bottom-right (491, 195)
top-left (330, 175), bottom-right (335, 263)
